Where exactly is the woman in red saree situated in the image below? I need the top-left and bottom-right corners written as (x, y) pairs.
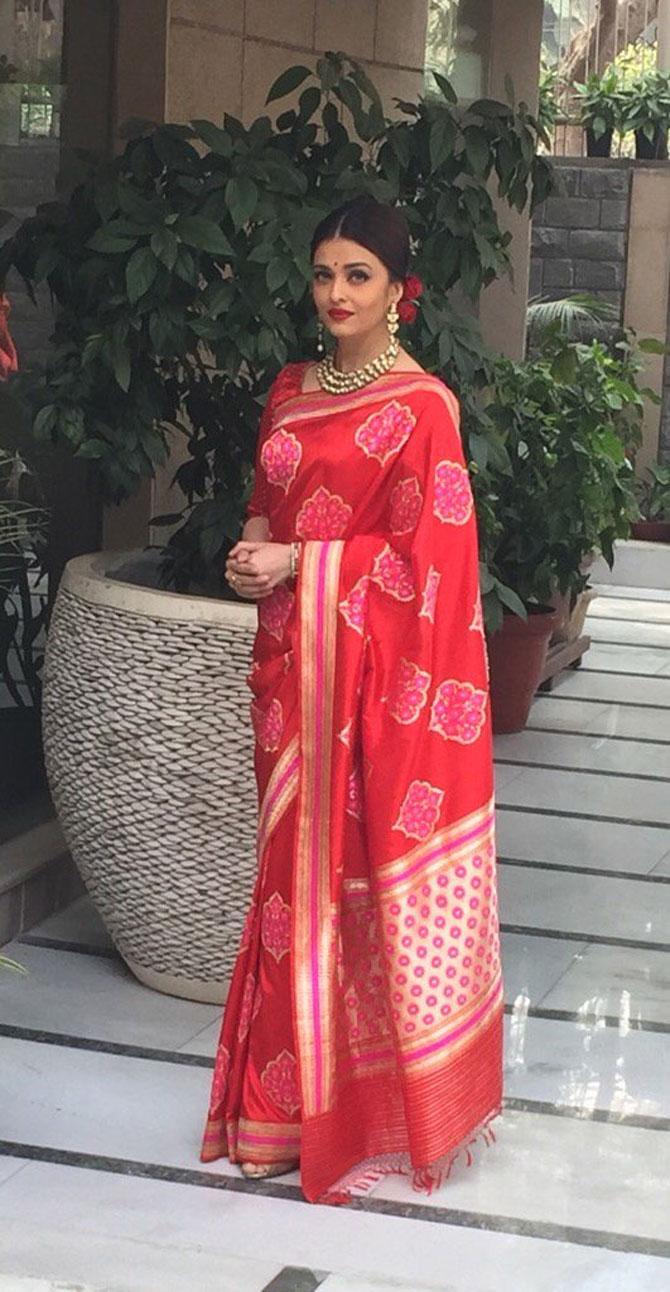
top-left (200, 198), bottom-right (503, 1205)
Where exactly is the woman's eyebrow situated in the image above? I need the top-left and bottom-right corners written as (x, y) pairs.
top-left (312, 262), bottom-right (373, 270)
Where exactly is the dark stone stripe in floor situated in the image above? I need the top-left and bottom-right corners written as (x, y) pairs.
top-left (495, 757), bottom-right (669, 784)
top-left (260, 1269), bottom-right (328, 1292)
top-left (0, 1140), bottom-right (667, 1259)
top-left (525, 725), bottom-right (670, 747)
top-left (499, 856), bottom-right (670, 884)
top-left (497, 802), bottom-right (670, 834)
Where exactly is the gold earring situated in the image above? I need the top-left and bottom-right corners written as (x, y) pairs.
top-left (387, 302), bottom-right (399, 337)
top-left (316, 319), bottom-right (325, 355)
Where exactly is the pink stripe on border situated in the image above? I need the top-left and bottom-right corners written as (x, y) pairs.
top-left (404, 977), bottom-right (503, 1065)
top-left (259, 753), bottom-right (300, 829)
top-left (239, 1131), bottom-right (302, 1147)
top-left (377, 811), bottom-right (495, 891)
top-left (309, 542), bottom-right (330, 1107)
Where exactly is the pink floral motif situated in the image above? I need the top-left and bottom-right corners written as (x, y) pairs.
top-left (237, 971), bottom-right (258, 1042)
top-left (260, 428), bottom-right (302, 493)
top-left (371, 544), bottom-right (414, 602)
top-left (261, 1049), bottom-right (301, 1116)
top-left (296, 486), bottom-right (352, 539)
top-left (261, 891), bottom-right (291, 964)
top-left (346, 764), bottom-right (364, 820)
top-left (259, 583), bottom-right (295, 641)
top-left (419, 565), bottom-right (441, 623)
top-left (387, 658), bottom-right (431, 725)
top-left (339, 576), bottom-right (370, 635)
top-left (470, 593), bottom-right (484, 635)
top-left (389, 475), bottom-right (423, 534)
top-left (433, 459), bottom-right (473, 526)
top-left (429, 678), bottom-right (488, 745)
top-left (393, 780), bottom-right (445, 841)
top-left (354, 401), bottom-right (416, 465)
top-left (251, 698), bottom-right (283, 752)
top-left (210, 1045), bottom-right (230, 1108)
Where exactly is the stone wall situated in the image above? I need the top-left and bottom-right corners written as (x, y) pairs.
top-left (530, 159), bottom-right (632, 319)
top-left (167, 0), bottom-right (429, 126)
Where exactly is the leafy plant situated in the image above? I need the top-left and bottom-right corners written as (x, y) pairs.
top-left (526, 292), bottom-right (619, 353)
top-left (573, 65), bottom-right (624, 139)
top-left (620, 69), bottom-right (670, 144)
top-left (538, 64), bottom-right (561, 136)
top-left (0, 384), bottom-right (49, 707)
top-left (0, 51), bottom-right (555, 594)
top-left (634, 460), bottom-right (670, 520)
top-left (479, 327), bottom-right (646, 631)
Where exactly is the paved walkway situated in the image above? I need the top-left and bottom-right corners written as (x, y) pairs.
top-left (1, 585), bottom-right (669, 1291)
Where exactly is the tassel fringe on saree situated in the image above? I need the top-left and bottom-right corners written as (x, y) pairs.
top-left (200, 362), bottom-right (503, 1204)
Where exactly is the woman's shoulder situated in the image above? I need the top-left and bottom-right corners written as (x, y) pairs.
top-left (268, 361), bottom-right (310, 406)
top-left (396, 368), bottom-right (460, 424)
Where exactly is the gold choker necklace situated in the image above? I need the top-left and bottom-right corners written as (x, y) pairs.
top-left (315, 336), bottom-right (400, 394)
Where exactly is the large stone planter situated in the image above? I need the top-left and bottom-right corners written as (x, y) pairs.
top-left (42, 551), bottom-right (258, 1003)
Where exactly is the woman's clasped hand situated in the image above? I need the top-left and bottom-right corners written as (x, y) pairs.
top-left (225, 541), bottom-right (292, 599)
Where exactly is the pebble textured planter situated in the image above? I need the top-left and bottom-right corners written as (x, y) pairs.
top-left (42, 553), bottom-right (258, 1003)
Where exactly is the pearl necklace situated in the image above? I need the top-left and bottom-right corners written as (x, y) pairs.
top-left (315, 336), bottom-right (400, 394)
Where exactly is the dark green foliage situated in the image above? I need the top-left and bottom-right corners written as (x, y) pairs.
top-left (479, 330), bottom-right (645, 632)
top-left (0, 52), bottom-right (553, 595)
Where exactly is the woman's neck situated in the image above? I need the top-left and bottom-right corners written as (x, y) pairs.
top-left (334, 326), bottom-right (394, 372)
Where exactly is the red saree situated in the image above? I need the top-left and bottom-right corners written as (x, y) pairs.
top-left (200, 362), bottom-right (503, 1204)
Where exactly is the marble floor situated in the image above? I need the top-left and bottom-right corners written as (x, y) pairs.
top-left (1, 585), bottom-right (669, 1292)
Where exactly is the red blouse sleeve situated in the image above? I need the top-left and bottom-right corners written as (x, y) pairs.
top-left (245, 363), bottom-right (307, 522)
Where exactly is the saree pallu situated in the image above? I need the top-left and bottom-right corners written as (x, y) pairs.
top-left (200, 363), bottom-right (503, 1204)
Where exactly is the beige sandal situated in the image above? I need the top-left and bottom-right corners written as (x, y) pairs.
top-left (240, 1159), bottom-right (299, 1180)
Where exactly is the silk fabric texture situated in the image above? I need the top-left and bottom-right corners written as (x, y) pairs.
top-left (200, 362), bottom-right (503, 1204)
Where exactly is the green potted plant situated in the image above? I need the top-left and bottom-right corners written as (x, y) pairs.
top-left (621, 69), bottom-right (670, 160)
top-left (573, 66), bottom-right (623, 158)
top-left (631, 461), bottom-right (670, 542)
top-left (0, 384), bottom-right (50, 809)
top-left (0, 53), bottom-right (554, 999)
top-left (0, 53), bottom-right (21, 147)
top-left (479, 329), bottom-right (644, 732)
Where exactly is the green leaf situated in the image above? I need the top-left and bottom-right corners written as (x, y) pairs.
top-left (266, 64), bottom-right (312, 104)
top-left (298, 87), bottom-right (321, 121)
top-left (496, 581), bottom-right (527, 618)
top-left (638, 336), bottom-right (669, 355)
top-left (111, 333), bottom-right (131, 391)
top-left (464, 126), bottom-right (489, 177)
top-left (432, 71), bottom-right (458, 103)
top-left (125, 246), bottom-right (158, 304)
top-left (266, 257), bottom-right (291, 292)
top-left (175, 215), bottom-right (234, 256)
top-left (192, 119), bottom-right (233, 157)
top-left (87, 229), bottom-right (138, 254)
top-left (225, 176), bottom-right (258, 230)
top-left (429, 115), bottom-right (455, 170)
top-left (150, 227), bottom-right (179, 269)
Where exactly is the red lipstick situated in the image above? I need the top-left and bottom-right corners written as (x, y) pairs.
top-left (328, 309), bottom-right (354, 320)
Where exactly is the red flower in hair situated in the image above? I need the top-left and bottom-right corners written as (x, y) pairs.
top-left (403, 275), bottom-right (424, 301)
top-left (397, 299), bottom-right (418, 324)
top-left (396, 274), bottom-right (423, 325)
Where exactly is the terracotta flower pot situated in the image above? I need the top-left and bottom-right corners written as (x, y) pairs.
top-left (486, 607), bottom-right (558, 735)
top-left (630, 519), bottom-right (670, 543)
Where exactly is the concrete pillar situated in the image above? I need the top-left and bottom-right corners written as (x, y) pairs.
top-left (478, 0), bottom-right (544, 361)
top-left (622, 168), bottom-right (670, 475)
top-left (657, 0), bottom-right (670, 71)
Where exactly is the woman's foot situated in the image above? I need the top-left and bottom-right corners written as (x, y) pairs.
top-left (240, 1159), bottom-right (299, 1180)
